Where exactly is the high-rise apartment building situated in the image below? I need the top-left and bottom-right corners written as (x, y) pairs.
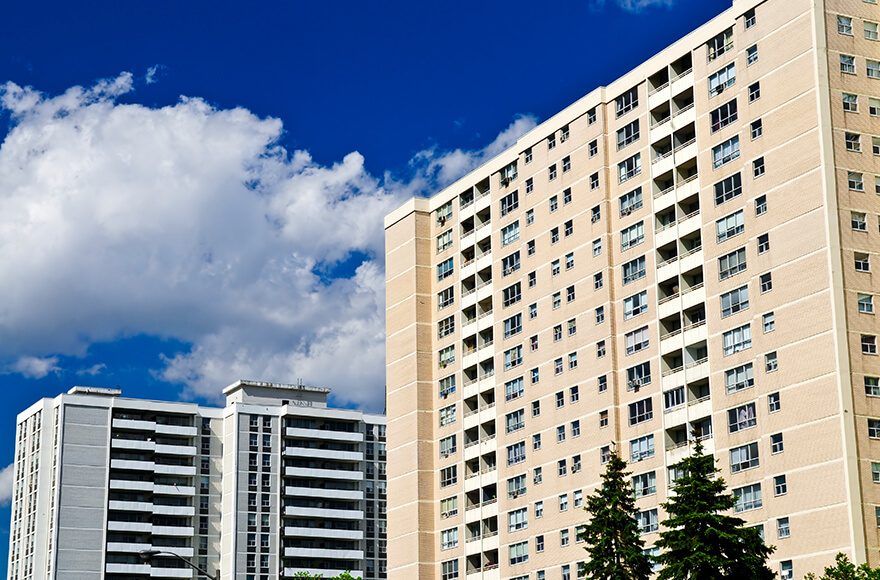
top-left (8, 381), bottom-right (387, 580)
top-left (385, 0), bottom-right (880, 578)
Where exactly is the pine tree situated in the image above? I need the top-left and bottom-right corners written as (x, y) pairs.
top-left (578, 450), bottom-right (653, 580)
top-left (655, 437), bottom-right (775, 580)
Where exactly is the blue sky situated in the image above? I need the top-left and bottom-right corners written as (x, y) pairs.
top-left (0, 0), bottom-right (730, 570)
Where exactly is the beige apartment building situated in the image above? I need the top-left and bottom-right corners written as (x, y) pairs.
top-left (384, 0), bottom-right (880, 578)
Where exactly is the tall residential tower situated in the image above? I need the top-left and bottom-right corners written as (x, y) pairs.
top-left (385, 0), bottom-right (880, 578)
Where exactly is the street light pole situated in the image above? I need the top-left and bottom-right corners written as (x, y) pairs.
top-left (138, 549), bottom-right (219, 580)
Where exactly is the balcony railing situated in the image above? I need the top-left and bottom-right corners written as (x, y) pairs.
top-left (648, 81), bottom-right (669, 96)
top-left (671, 67), bottom-right (693, 82)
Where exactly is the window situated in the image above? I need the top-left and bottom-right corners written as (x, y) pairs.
top-left (774, 474), bottom-right (788, 496)
top-left (621, 221), bottom-right (645, 250)
top-left (531, 368), bottom-right (539, 384)
top-left (841, 54), bottom-right (856, 74)
top-left (436, 201), bottom-right (453, 226)
top-left (728, 403), bottom-right (757, 433)
top-left (757, 233), bottom-right (770, 253)
top-left (760, 272), bottom-right (773, 293)
top-left (549, 164), bottom-right (557, 181)
top-left (871, 97), bottom-right (880, 116)
top-left (551, 259), bottom-right (561, 277)
top-left (440, 434), bottom-right (457, 457)
top-left (506, 410), bottom-right (525, 434)
top-left (503, 283), bottom-right (522, 307)
top-left (618, 154), bottom-right (641, 183)
top-left (708, 28), bottom-right (733, 61)
top-left (753, 157), bottom-right (765, 178)
top-left (747, 45), bottom-right (758, 65)
top-left (527, 240), bottom-right (535, 255)
top-left (716, 210), bottom-right (744, 242)
top-left (622, 256), bottom-right (646, 284)
top-left (616, 87), bottom-right (638, 118)
top-left (714, 172), bottom-right (742, 205)
top-left (439, 404), bottom-right (456, 427)
top-left (591, 173), bottom-right (600, 190)
top-left (619, 187), bottom-right (643, 216)
top-left (623, 290), bottom-right (648, 320)
top-left (437, 257), bottom-right (454, 281)
top-left (442, 560), bottom-right (459, 580)
top-left (560, 529), bottom-right (570, 547)
top-left (867, 21), bottom-right (880, 40)
top-left (591, 207), bottom-right (601, 226)
top-left (849, 172), bottom-right (864, 191)
top-left (507, 442), bottom-right (526, 466)
top-left (506, 378), bottom-right (524, 401)
top-left (528, 271), bottom-right (536, 287)
top-left (781, 561), bottom-right (793, 580)
top-left (569, 352), bottom-right (578, 370)
top-left (551, 227), bottom-right (559, 244)
top-left (508, 508), bottom-right (528, 532)
top-left (559, 494), bottom-right (569, 511)
top-left (589, 139), bottom-right (599, 156)
top-left (502, 252), bottom-right (521, 277)
top-left (763, 312), bottom-right (775, 332)
top-left (771, 432), bottom-right (784, 453)
top-left (712, 136), bottom-right (740, 169)
top-left (745, 8), bottom-right (756, 28)
top-left (846, 133), bottom-right (862, 152)
top-left (530, 335), bottom-right (538, 351)
top-left (532, 434), bottom-right (541, 450)
top-left (440, 466), bottom-right (457, 488)
top-left (748, 82), bottom-right (761, 102)
top-left (564, 188), bottom-right (572, 205)
top-left (439, 375), bottom-right (456, 398)
top-left (561, 125), bottom-right (570, 142)
top-left (437, 230), bottom-right (453, 253)
top-left (631, 434), bottom-right (655, 462)
top-left (625, 326), bottom-right (650, 355)
top-left (636, 509), bottom-right (659, 535)
top-left (553, 293), bottom-right (561, 309)
top-left (750, 119), bottom-right (763, 140)
top-left (843, 93), bottom-right (859, 112)
top-left (869, 60), bottom-right (880, 78)
top-left (629, 398), bottom-right (654, 426)
top-left (768, 392), bottom-right (781, 413)
top-left (570, 385), bottom-right (579, 404)
top-left (501, 191), bottom-right (519, 216)
top-left (665, 386), bottom-right (685, 410)
top-left (502, 222), bottom-right (520, 246)
top-left (438, 346), bottom-right (455, 368)
top-left (562, 156), bottom-right (571, 173)
top-left (598, 375), bottom-right (608, 393)
top-left (509, 541), bottom-right (529, 566)
top-left (508, 475), bottom-right (527, 499)
top-left (856, 252), bottom-right (870, 272)
top-left (564, 253), bottom-right (575, 271)
top-left (526, 177), bottom-right (534, 194)
top-left (567, 285), bottom-right (576, 302)
top-left (777, 517), bottom-right (791, 539)
top-left (558, 460), bottom-right (567, 477)
top-left (730, 442), bottom-right (760, 473)
top-left (726, 363), bottom-right (755, 393)
top-left (549, 195), bottom-right (558, 213)
top-left (524, 148), bottom-right (533, 164)
top-left (589, 239), bottom-right (601, 259)
top-left (617, 120), bottom-right (640, 150)
top-left (557, 425), bottom-right (566, 442)
top-left (708, 63), bottom-right (736, 97)
top-left (859, 294), bottom-right (875, 314)
top-left (532, 400), bottom-right (541, 416)
top-left (627, 362), bottom-right (652, 388)
top-left (875, 137), bottom-right (880, 155)
top-left (721, 286), bottom-right (749, 318)
top-left (571, 420), bottom-right (581, 438)
top-left (723, 324), bottom-right (752, 355)
top-left (535, 501), bottom-right (543, 517)
top-left (593, 273), bottom-right (603, 290)
top-left (441, 528), bottom-right (458, 550)
top-left (733, 483), bottom-right (762, 512)
top-left (839, 15), bottom-right (854, 34)
top-left (556, 391), bottom-right (565, 409)
top-left (718, 248), bottom-right (746, 283)
top-left (863, 335), bottom-right (877, 354)
top-left (547, 134), bottom-right (556, 150)
top-left (755, 195), bottom-right (767, 215)
top-left (710, 99), bottom-right (738, 132)
top-left (632, 472), bottom-right (657, 498)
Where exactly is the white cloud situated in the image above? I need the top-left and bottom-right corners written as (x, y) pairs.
top-left (3, 356), bottom-right (60, 379)
top-left (0, 73), bottom-right (536, 412)
top-left (591, 0), bottom-right (675, 12)
top-left (77, 363), bottom-right (107, 376)
top-left (145, 65), bottom-right (164, 85)
top-left (0, 463), bottom-right (13, 506)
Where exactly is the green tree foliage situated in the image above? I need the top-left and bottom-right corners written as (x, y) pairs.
top-left (655, 438), bottom-right (775, 580)
top-left (289, 572), bottom-right (362, 580)
top-left (578, 450), bottom-right (653, 580)
top-left (805, 553), bottom-right (880, 580)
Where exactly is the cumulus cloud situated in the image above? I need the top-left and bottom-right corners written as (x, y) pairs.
top-left (0, 73), bottom-right (536, 412)
top-left (0, 463), bottom-right (13, 506)
top-left (76, 363), bottom-right (107, 376)
top-left (3, 356), bottom-right (60, 379)
top-left (590, 0), bottom-right (675, 12)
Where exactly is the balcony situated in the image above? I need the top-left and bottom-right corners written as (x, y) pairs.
top-left (285, 466), bottom-right (364, 480)
top-left (284, 527), bottom-right (363, 540)
top-left (284, 506), bottom-right (364, 520)
top-left (285, 427), bottom-right (363, 442)
top-left (284, 547), bottom-right (364, 560)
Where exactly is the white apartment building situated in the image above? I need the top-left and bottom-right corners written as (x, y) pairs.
top-left (8, 380), bottom-right (387, 580)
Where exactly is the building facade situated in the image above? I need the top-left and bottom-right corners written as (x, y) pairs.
top-left (384, 0), bottom-right (880, 579)
top-left (8, 381), bottom-right (386, 580)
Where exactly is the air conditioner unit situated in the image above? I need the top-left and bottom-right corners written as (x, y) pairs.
top-left (628, 379), bottom-right (642, 391)
top-left (716, 84), bottom-right (725, 94)
top-left (511, 491), bottom-right (519, 498)
top-left (501, 177), bottom-right (510, 186)
top-left (438, 216), bottom-right (446, 225)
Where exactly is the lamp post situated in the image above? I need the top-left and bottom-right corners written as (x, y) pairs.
top-left (138, 549), bottom-right (219, 580)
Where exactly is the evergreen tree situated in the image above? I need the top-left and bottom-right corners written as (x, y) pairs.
top-left (655, 437), bottom-right (775, 580)
top-left (805, 553), bottom-right (880, 580)
top-left (578, 450), bottom-right (653, 580)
